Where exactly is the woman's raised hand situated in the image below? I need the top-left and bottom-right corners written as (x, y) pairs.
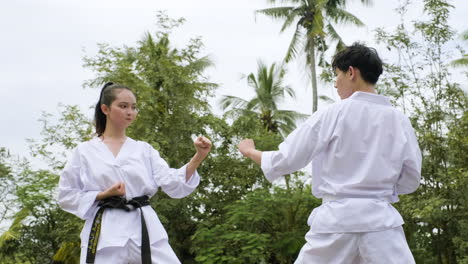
top-left (194, 136), bottom-right (212, 159)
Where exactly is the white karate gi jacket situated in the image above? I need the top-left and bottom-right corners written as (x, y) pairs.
top-left (58, 137), bottom-right (200, 250)
top-left (261, 92), bottom-right (422, 233)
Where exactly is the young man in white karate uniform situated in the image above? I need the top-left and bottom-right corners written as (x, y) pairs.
top-left (238, 43), bottom-right (421, 264)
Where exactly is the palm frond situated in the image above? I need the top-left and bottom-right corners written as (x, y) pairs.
top-left (358, 0), bottom-right (373, 7)
top-left (246, 72), bottom-right (259, 90)
top-left (325, 23), bottom-right (344, 44)
top-left (264, 0), bottom-right (280, 4)
top-left (256, 7), bottom-right (296, 20)
top-left (280, 8), bottom-right (301, 32)
top-left (275, 109), bottom-right (309, 121)
top-left (284, 85), bottom-right (297, 99)
top-left (327, 8), bottom-right (364, 27)
top-left (319, 94), bottom-right (335, 103)
top-left (223, 108), bottom-right (256, 120)
top-left (187, 55), bottom-right (214, 73)
top-left (0, 208), bottom-right (29, 248)
top-left (462, 30), bottom-right (468, 41)
top-left (219, 95), bottom-right (249, 111)
top-left (285, 23), bottom-right (304, 62)
top-left (257, 61), bottom-right (271, 94)
top-left (274, 110), bottom-right (309, 136)
top-left (315, 0), bottom-right (329, 10)
top-left (450, 55), bottom-right (468, 68)
top-left (246, 98), bottom-right (261, 111)
top-left (334, 38), bottom-right (347, 52)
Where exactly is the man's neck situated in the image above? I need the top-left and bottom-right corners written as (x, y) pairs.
top-left (354, 82), bottom-right (376, 94)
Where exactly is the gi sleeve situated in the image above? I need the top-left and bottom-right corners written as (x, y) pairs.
top-left (148, 145), bottom-right (200, 198)
top-left (261, 107), bottom-right (334, 182)
top-left (395, 119), bottom-right (422, 194)
top-left (57, 147), bottom-right (99, 220)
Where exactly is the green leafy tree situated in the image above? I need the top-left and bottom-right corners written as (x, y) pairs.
top-left (192, 183), bottom-right (321, 264)
top-left (0, 148), bottom-right (15, 232)
top-left (220, 60), bottom-right (307, 137)
top-left (257, 0), bottom-right (370, 112)
top-left (0, 164), bottom-right (82, 264)
top-left (0, 105), bottom-right (92, 264)
top-left (376, 0), bottom-right (467, 262)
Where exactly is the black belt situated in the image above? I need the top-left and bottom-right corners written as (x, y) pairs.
top-left (86, 195), bottom-right (151, 264)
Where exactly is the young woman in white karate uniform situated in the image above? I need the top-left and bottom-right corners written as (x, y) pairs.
top-left (238, 43), bottom-right (421, 264)
top-left (58, 82), bottom-right (212, 264)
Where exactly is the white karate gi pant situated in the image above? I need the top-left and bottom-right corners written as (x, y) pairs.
top-left (294, 226), bottom-right (415, 264)
top-left (80, 239), bottom-right (181, 264)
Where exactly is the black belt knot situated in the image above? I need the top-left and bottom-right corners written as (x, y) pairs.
top-left (86, 195), bottom-right (152, 264)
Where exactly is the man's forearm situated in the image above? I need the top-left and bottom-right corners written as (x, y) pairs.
top-left (246, 149), bottom-right (262, 166)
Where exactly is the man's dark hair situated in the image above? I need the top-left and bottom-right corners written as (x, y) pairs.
top-left (332, 43), bottom-right (383, 84)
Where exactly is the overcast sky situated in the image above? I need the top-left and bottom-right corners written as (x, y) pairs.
top-left (1, 0), bottom-right (467, 164)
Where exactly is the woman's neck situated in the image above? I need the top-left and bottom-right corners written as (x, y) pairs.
top-left (101, 125), bottom-right (126, 141)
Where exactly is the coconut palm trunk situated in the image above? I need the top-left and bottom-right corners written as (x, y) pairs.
top-left (309, 40), bottom-right (318, 113)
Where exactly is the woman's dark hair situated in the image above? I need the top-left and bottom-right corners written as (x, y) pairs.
top-left (331, 42), bottom-right (383, 84)
top-left (94, 82), bottom-right (133, 137)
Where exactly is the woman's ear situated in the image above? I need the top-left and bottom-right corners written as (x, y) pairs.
top-left (101, 104), bottom-right (109, 115)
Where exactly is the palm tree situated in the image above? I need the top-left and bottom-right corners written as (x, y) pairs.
top-left (451, 30), bottom-right (468, 68)
top-left (220, 60), bottom-right (308, 136)
top-left (257, 0), bottom-right (371, 112)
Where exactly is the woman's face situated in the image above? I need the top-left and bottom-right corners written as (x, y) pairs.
top-left (103, 89), bottom-right (138, 130)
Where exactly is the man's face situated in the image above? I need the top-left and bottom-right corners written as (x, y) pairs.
top-left (334, 68), bottom-right (353, 99)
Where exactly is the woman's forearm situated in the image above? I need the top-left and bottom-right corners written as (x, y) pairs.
top-left (186, 152), bottom-right (206, 181)
top-left (96, 191), bottom-right (110, 201)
